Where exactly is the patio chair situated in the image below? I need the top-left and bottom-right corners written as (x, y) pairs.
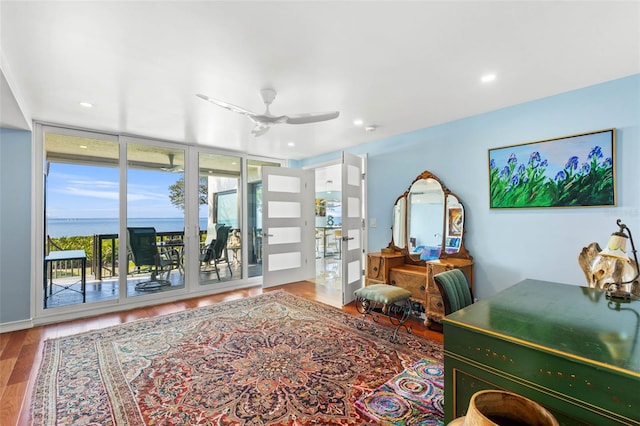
top-left (200, 225), bottom-right (233, 280)
top-left (127, 227), bottom-right (179, 290)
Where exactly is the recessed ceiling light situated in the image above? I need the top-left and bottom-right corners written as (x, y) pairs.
top-left (288, 142), bottom-right (295, 147)
top-left (79, 102), bottom-right (93, 108)
top-left (353, 119), bottom-right (364, 126)
top-left (79, 145), bottom-right (88, 149)
top-left (481, 73), bottom-right (497, 83)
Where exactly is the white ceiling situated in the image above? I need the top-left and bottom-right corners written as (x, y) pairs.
top-left (1, 1), bottom-right (638, 160)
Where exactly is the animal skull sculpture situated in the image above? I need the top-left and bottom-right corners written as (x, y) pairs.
top-left (578, 242), bottom-right (640, 296)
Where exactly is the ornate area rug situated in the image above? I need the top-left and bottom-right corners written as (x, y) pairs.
top-left (355, 358), bottom-right (444, 425)
top-left (31, 290), bottom-right (442, 425)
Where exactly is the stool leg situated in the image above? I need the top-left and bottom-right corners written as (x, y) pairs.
top-left (386, 299), bottom-right (413, 343)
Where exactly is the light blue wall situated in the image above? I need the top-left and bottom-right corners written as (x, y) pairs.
top-left (0, 128), bottom-right (32, 324)
top-left (296, 74), bottom-right (640, 299)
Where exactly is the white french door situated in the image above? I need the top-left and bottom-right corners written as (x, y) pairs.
top-left (340, 152), bottom-right (364, 305)
top-left (261, 166), bottom-right (315, 287)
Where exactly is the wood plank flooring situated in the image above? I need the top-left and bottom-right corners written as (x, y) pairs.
top-left (0, 281), bottom-right (443, 426)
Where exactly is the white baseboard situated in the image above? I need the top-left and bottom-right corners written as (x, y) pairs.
top-left (0, 318), bottom-right (34, 333)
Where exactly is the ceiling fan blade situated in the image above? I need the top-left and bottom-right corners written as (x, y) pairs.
top-left (285, 111), bottom-right (340, 125)
top-left (196, 94), bottom-right (257, 117)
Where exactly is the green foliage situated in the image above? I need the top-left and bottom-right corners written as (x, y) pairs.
top-left (49, 236), bottom-right (93, 259)
top-left (169, 177), bottom-right (208, 210)
top-left (489, 146), bottom-right (613, 208)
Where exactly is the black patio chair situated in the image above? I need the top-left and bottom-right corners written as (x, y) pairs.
top-left (127, 227), bottom-right (179, 290)
top-left (200, 225), bottom-right (233, 280)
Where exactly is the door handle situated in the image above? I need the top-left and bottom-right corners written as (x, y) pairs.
top-left (263, 233), bottom-right (274, 237)
top-left (341, 236), bottom-right (354, 241)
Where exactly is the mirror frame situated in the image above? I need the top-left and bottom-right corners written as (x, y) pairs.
top-left (387, 170), bottom-right (472, 264)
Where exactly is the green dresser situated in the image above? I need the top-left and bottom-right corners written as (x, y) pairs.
top-left (443, 279), bottom-right (639, 425)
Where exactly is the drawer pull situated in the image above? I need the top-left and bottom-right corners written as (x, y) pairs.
top-left (420, 285), bottom-right (426, 291)
top-left (437, 302), bottom-right (443, 307)
top-left (391, 280), bottom-right (396, 285)
top-left (373, 267), bottom-right (378, 272)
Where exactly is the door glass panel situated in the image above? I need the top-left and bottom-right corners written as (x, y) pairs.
top-left (347, 228), bottom-right (360, 250)
top-left (348, 196), bottom-right (359, 218)
top-left (347, 164), bottom-right (360, 186)
top-left (268, 175), bottom-right (301, 193)
top-left (348, 260), bottom-right (360, 284)
top-left (268, 252), bottom-right (302, 271)
top-left (44, 132), bottom-right (119, 309)
top-left (127, 144), bottom-right (185, 295)
top-left (268, 227), bottom-right (301, 245)
top-left (198, 153), bottom-right (242, 285)
top-left (268, 201), bottom-right (301, 218)
top-left (247, 159), bottom-right (281, 278)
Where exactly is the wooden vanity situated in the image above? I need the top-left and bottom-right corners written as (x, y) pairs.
top-left (366, 252), bottom-right (473, 328)
top-left (365, 170), bottom-right (474, 329)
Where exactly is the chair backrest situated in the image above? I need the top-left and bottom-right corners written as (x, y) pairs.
top-left (212, 225), bottom-right (231, 259)
top-left (127, 227), bottom-right (158, 267)
top-left (433, 269), bottom-right (473, 315)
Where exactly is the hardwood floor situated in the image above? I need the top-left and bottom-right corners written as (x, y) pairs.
top-left (0, 281), bottom-right (443, 426)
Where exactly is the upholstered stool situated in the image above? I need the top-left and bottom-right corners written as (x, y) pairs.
top-left (354, 284), bottom-right (413, 343)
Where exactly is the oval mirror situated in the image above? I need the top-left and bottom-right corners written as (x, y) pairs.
top-left (407, 177), bottom-right (445, 261)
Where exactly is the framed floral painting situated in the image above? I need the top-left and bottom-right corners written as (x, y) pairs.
top-left (488, 129), bottom-right (615, 208)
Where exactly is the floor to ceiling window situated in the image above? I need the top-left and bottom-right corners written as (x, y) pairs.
top-left (126, 143), bottom-right (186, 296)
top-left (198, 152), bottom-right (242, 285)
top-left (43, 130), bottom-right (120, 309)
top-left (37, 123), bottom-right (285, 317)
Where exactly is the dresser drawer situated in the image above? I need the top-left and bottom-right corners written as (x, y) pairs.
top-left (367, 255), bottom-right (385, 281)
top-left (426, 292), bottom-right (445, 323)
top-left (389, 268), bottom-right (426, 300)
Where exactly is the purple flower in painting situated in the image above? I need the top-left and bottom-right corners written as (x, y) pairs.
top-left (555, 170), bottom-right (567, 182)
top-left (523, 175), bottom-right (529, 184)
top-left (510, 174), bottom-right (520, 187)
top-left (517, 164), bottom-right (525, 174)
top-left (490, 159), bottom-right (496, 169)
top-left (565, 156), bottom-right (579, 170)
top-left (507, 153), bottom-right (517, 164)
top-left (588, 146), bottom-right (603, 160)
top-left (582, 163), bottom-right (591, 174)
top-left (528, 151), bottom-right (541, 166)
top-left (500, 166), bottom-right (510, 178)
top-left (604, 157), bottom-right (613, 167)
top-left (540, 159), bottom-right (548, 168)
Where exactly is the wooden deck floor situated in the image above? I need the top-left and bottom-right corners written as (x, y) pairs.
top-left (0, 280), bottom-right (443, 426)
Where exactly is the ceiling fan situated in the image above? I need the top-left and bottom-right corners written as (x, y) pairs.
top-left (196, 88), bottom-right (340, 137)
top-left (160, 153), bottom-right (183, 172)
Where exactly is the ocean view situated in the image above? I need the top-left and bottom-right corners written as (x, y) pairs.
top-left (47, 218), bottom-right (209, 238)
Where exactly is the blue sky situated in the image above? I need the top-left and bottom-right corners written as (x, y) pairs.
top-left (47, 163), bottom-right (188, 219)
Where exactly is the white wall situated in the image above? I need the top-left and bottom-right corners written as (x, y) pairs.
top-left (296, 74), bottom-right (640, 299)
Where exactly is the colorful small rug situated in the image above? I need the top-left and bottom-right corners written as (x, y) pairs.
top-left (31, 290), bottom-right (442, 425)
top-left (355, 359), bottom-right (444, 425)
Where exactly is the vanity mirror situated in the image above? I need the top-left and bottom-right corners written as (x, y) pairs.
top-left (368, 170), bottom-right (473, 330)
top-left (391, 170), bottom-right (471, 262)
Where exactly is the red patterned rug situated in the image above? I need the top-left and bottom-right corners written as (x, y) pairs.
top-left (31, 290), bottom-right (442, 425)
